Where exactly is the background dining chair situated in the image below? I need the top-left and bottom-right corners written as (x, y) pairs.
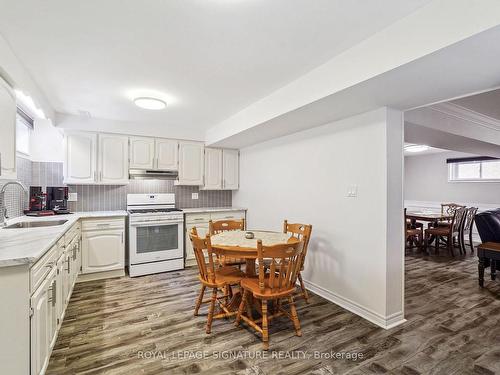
top-left (461, 207), bottom-right (478, 254)
top-left (405, 209), bottom-right (423, 252)
top-left (283, 220), bottom-right (312, 303)
top-left (432, 203), bottom-right (466, 228)
top-left (209, 219), bottom-right (246, 268)
top-left (189, 228), bottom-right (244, 333)
top-left (235, 239), bottom-right (304, 350)
top-left (425, 207), bottom-right (467, 256)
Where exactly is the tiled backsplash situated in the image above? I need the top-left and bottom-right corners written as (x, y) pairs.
top-left (0, 156), bottom-right (32, 219)
top-left (1, 159), bottom-right (231, 217)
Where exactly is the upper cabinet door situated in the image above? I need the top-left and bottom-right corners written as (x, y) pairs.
top-left (223, 149), bottom-right (239, 190)
top-left (64, 132), bottom-right (97, 184)
top-left (129, 136), bottom-right (155, 169)
top-left (156, 139), bottom-right (178, 170)
top-left (178, 141), bottom-right (204, 185)
top-left (0, 77), bottom-right (17, 180)
top-left (203, 148), bottom-right (222, 190)
top-left (98, 134), bottom-right (129, 184)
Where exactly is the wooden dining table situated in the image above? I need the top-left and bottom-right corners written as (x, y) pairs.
top-left (406, 210), bottom-right (453, 228)
top-left (210, 230), bottom-right (300, 312)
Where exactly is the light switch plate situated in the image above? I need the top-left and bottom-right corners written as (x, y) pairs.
top-left (68, 192), bottom-right (78, 202)
top-left (347, 185), bottom-right (358, 198)
top-left (191, 193), bottom-right (199, 200)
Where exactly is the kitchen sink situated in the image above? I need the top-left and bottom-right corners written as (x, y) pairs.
top-left (3, 220), bottom-right (68, 229)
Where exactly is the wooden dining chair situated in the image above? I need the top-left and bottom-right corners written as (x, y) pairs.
top-left (209, 219), bottom-right (246, 267)
top-left (424, 207), bottom-right (467, 256)
top-left (283, 220), bottom-right (312, 303)
top-left (431, 203), bottom-right (466, 228)
top-left (189, 228), bottom-right (245, 333)
top-left (235, 239), bottom-right (304, 350)
top-left (405, 209), bottom-right (423, 251)
top-left (461, 207), bottom-right (478, 254)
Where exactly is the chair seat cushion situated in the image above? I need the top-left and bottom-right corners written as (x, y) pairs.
top-left (240, 276), bottom-right (295, 299)
top-left (425, 227), bottom-right (451, 235)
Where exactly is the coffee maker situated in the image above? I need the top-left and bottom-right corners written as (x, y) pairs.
top-left (46, 186), bottom-right (71, 214)
top-left (25, 186), bottom-right (55, 216)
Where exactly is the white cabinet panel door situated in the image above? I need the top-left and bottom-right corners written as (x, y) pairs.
top-left (203, 148), bottom-right (222, 190)
top-left (223, 149), bottom-right (239, 190)
top-left (99, 134), bottom-right (129, 184)
top-left (30, 277), bottom-right (50, 375)
top-left (156, 138), bottom-right (178, 170)
top-left (185, 224), bottom-right (209, 261)
top-left (82, 229), bottom-right (124, 274)
top-left (46, 268), bottom-right (58, 350)
top-left (129, 136), bottom-right (155, 169)
top-left (0, 77), bottom-right (17, 179)
top-left (64, 132), bottom-right (97, 184)
top-left (178, 141), bottom-right (204, 185)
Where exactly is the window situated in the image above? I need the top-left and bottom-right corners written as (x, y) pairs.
top-left (448, 158), bottom-right (500, 182)
top-left (15, 108), bottom-right (33, 156)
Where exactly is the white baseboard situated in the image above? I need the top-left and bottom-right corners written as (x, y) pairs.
top-left (303, 279), bottom-right (406, 330)
top-left (77, 269), bottom-right (125, 282)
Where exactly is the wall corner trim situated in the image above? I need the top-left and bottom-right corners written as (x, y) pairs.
top-left (303, 279), bottom-right (406, 330)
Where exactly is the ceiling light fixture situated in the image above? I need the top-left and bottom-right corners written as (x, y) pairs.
top-left (404, 144), bottom-right (430, 153)
top-left (133, 97), bottom-right (166, 110)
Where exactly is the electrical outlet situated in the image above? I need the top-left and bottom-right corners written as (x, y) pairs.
top-left (68, 193), bottom-right (78, 202)
top-left (191, 193), bottom-right (199, 200)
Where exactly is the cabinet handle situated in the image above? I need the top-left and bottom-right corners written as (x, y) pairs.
top-left (65, 257), bottom-right (70, 273)
top-left (45, 261), bottom-right (55, 268)
top-left (94, 171), bottom-right (97, 181)
top-left (99, 171), bottom-right (103, 181)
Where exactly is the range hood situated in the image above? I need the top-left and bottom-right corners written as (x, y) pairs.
top-left (129, 169), bottom-right (178, 180)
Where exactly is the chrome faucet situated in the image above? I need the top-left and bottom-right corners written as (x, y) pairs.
top-left (0, 181), bottom-right (29, 227)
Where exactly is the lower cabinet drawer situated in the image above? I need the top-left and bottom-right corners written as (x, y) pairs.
top-left (30, 245), bottom-right (59, 294)
top-left (82, 218), bottom-right (124, 232)
top-left (185, 213), bottom-right (210, 224)
top-left (210, 210), bottom-right (246, 221)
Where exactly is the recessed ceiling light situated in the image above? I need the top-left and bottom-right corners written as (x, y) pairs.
top-left (404, 144), bottom-right (430, 153)
top-left (134, 97), bottom-right (166, 110)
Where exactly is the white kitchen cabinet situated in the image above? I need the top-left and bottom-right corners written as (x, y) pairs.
top-left (0, 77), bottom-right (16, 180)
top-left (30, 274), bottom-right (51, 375)
top-left (178, 141), bottom-right (204, 185)
top-left (223, 149), bottom-right (239, 190)
top-left (98, 134), bottom-right (129, 184)
top-left (64, 131), bottom-right (97, 184)
top-left (65, 132), bottom-right (129, 185)
top-left (82, 228), bottom-right (125, 274)
top-left (203, 148), bottom-right (223, 190)
top-left (156, 138), bottom-right (178, 170)
top-left (129, 136), bottom-right (155, 169)
top-left (47, 268), bottom-right (58, 350)
top-left (202, 148), bottom-right (239, 190)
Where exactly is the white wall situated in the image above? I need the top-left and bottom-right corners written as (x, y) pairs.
top-left (30, 118), bottom-right (64, 162)
top-left (233, 108), bottom-right (404, 328)
top-left (404, 151), bottom-right (500, 206)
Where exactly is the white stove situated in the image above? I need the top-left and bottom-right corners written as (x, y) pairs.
top-left (127, 193), bottom-right (184, 277)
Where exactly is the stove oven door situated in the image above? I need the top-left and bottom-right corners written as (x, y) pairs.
top-left (129, 219), bottom-right (184, 265)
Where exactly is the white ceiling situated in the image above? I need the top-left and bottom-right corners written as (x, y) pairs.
top-left (0, 0), bottom-right (431, 136)
top-left (450, 88), bottom-right (500, 120)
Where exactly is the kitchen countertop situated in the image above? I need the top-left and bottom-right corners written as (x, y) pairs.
top-left (0, 211), bottom-right (128, 269)
top-left (181, 207), bottom-right (247, 214)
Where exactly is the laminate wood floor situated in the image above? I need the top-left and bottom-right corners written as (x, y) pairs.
top-left (47, 250), bottom-right (500, 375)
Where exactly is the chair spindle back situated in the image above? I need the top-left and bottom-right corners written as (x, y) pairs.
top-left (189, 227), bottom-right (217, 284)
top-left (256, 239), bottom-right (304, 293)
top-left (209, 219), bottom-right (246, 235)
